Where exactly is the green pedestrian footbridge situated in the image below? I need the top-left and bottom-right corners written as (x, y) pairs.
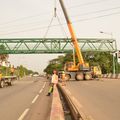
top-left (0, 38), bottom-right (117, 54)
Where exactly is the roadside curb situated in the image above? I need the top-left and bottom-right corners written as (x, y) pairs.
top-left (50, 85), bottom-right (65, 120)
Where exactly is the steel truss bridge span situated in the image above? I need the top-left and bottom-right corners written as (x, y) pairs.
top-left (0, 38), bottom-right (117, 54)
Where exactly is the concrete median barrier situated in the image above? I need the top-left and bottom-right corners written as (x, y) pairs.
top-left (102, 74), bottom-right (107, 78)
top-left (58, 83), bottom-right (93, 120)
top-left (107, 73), bottom-right (112, 78)
top-left (111, 74), bottom-right (117, 79)
top-left (50, 85), bottom-right (65, 120)
top-left (117, 74), bottom-right (120, 79)
top-left (102, 73), bottom-right (120, 79)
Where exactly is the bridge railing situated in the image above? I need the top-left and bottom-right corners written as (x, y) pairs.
top-left (0, 38), bottom-right (116, 54)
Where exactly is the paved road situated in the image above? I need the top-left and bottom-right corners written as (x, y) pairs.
top-left (66, 79), bottom-right (120, 120)
top-left (0, 76), bottom-right (51, 120)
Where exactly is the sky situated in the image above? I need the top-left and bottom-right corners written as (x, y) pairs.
top-left (0, 0), bottom-right (120, 73)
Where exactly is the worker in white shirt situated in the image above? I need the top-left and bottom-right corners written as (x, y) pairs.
top-left (46, 70), bottom-right (58, 96)
top-left (62, 71), bottom-right (66, 86)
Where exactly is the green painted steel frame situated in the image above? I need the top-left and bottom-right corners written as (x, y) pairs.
top-left (0, 38), bottom-right (117, 54)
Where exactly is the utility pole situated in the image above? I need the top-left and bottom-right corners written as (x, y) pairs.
top-left (100, 31), bottom-right (115, 74)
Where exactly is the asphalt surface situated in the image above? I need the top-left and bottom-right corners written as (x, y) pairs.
top-left (0, 76), bottom-right (52, 120)
top-left (66, 79), bottom-right (120, 120)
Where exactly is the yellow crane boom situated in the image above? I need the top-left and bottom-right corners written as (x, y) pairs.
top-left (59, 0), bottom-right (84, 65)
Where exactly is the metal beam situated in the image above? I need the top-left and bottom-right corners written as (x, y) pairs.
top-left (0, 38), bottom-right (117, 54)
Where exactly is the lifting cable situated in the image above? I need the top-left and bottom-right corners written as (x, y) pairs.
top-left (43, 0), bottom-right (68, 39)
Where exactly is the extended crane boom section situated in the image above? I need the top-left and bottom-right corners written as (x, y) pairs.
top-left (59, 0), bottom-right (84, 65)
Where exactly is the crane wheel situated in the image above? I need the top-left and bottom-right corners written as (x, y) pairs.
top-left (75, 73), bottom-right (84, 81)
top-left (65, 74), bottom-right (71, 81)
top-left (85, 73), bottom-right (92, 80)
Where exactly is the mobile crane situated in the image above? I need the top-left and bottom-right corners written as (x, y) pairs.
top-left (59, 0), bottom-right (101, 80)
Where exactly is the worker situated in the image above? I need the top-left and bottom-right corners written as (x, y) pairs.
top-left (61, 71), bottom-right (66, 86)
top-left (0, 70), bottom-right (2, 81)
top-left (46, 70), bottom-right (58, 96)
top-left (10, 65), bottom-right (15, 76)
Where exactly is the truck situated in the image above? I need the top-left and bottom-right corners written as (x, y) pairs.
top-left (0, 76), bottom-right (17, 88)
top-left (59, 0), bottom-right (101, 80)
top-left (0, 66), bottom-right (17, 88)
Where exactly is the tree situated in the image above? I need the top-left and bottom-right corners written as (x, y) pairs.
top-left (44, 51), bottom-right (120, 74)
top-left (17, 65), bottom-right (34, 77)
top-left (83, 52), bottom-right (113, 74)
top-left (0, 45), bottom-right (9, 62)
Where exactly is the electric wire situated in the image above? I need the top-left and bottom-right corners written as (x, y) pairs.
top-left (0, 11), bottom-right (120, 36)
top-left (67, 0), bottom-right (110, 9)
top-left (73, 11), bottom-right (120, 22)
top-left (71, 6), bottom-right (120, 17)
top-left (0, 5), bottom-right (120, 31)
top-left (0, 0), bottom-right (115, 27)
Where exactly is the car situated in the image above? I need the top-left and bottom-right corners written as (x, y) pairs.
top-left (32, 74), bottom-right (39, 77)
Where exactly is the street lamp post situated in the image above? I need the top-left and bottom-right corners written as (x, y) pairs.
top-left (112, 52), bottom-right (115, 74)
top-left (100, 31), bottom-right (115, 74)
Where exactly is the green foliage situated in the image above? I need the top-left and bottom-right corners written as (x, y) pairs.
top-left (0, 45), bottom-right (9, 62)
top-left (0, 65), bottom-right (34, 77)
top-left (44, 53), bottom-right (73, 74)
top-left (0, 45), bottom-right (35, 77)
top-left (44, 63), bottom-right (63, 74)
top-left (83, 52), bottom-right (113, 74)
top-left (0, 66), bottom-right (11, 76)
top-left (16, 65), bottom-right (34, 78)
top-left (44, 51), bottom-right (120, 74)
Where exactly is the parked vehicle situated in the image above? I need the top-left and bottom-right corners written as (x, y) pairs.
top-left (0, 76), bottom-right (17, 88)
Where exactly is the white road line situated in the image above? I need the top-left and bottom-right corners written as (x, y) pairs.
top-left (31, 94), bottom-right (39, 104)
top-left (42, 82), bottom-right (46, 89)
top-left (39, 88), bottom-right (43, 93)
top-left (39, 82), bottom-right (46, 93)
top-left (18, 108), bottom-right (29, 120)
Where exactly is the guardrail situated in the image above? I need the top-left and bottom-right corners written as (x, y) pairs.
top-left (50, 85), bottom-right (65, 120)
top-left (102, 74), bottom-right (120, 79)
top-left (58, 83), bottom-right (93, 120)
top-left (0, 75), bottom-right (17, 88)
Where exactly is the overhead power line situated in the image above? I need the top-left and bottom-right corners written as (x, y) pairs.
top-left (68, 0), bottom-right (109, 9)
top-left (0, 0), bottom-right (114, 27)
top-left (0, 11), bottom-right (120, 36)
top-left (0, 5), bottom-right (120, 31)
top-left (71, 6), bottom-right (120, 17)
top-left (0, 12), bottom-right (52, 26)
top-left (74, 11), bottom-right (120, 22)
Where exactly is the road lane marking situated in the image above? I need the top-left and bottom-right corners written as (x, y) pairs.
top-left (18, 108), bottom-right (29, 120)
top-left (42, 82), bottom-right (46, 89)
top-left (39, 82), bottom-right (46, 93)
top-left (32, 94), bottom-right (39, 104)
top-left (39, 88), bottom-right (43, 93)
